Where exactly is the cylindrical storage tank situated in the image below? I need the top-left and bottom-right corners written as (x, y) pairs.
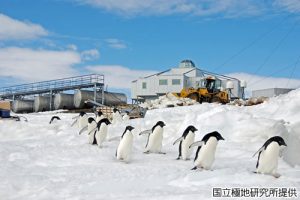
top-left (54, 93), bottom-right (75, 110)
top-left (12, 100), bottom-right (34, 113)
top-left (34, 96), bottom-right (52, 112)
top-left (103, 91), bottom-right (127, 105)
top-left (74, 90), bottom-right (127, 109)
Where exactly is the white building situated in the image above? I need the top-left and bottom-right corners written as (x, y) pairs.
top-left (131, 60), bottom-right (243, 102)
top-left (252, 88), bottom-right (294, 98)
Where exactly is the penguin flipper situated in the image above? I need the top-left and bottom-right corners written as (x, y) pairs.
top-left (71, 119), bottom-right (78, 127)
top-left (108, 136), bottom-right (121, 142)
top-left (79, 126), bottom-right (88, 135)
top-left (189, 141), bottom-right (203, 148)
top-left (87, 127), bottom-right (97, 135)
top-left (72, 115), bottom-right (79, 120)
top-left (252, 146), bottom-right (264, 157)
top-left (139, 130), bottom-right (152, 136)
top-left (173, 137), bottom-right (184, 145)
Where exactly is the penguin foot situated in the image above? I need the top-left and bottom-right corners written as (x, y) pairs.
top-left (191, 166), bottom-right (197, 170)
top-left (143, 151), bottom-right (150, 154)
top-left (158, 152), bottom-right (166, 154)
top-left (176, 157), bottom-right (181, 160)
top-left (272, 173), bottom-right (281, 178)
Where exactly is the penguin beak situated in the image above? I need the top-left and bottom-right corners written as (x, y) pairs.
top-left (282, 141), bottom-right (287, 146)
top-left (220, 136), bottom-right (225, 140)
top-left (195, 128), bottom-right (198, 132)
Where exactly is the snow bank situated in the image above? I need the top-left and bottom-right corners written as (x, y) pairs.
top-left (230, 96), bottom-right (269, 106)
top-left (140, 93), bottom-right (198, 109)
top-left (1, 89), bottom-right (300, 199)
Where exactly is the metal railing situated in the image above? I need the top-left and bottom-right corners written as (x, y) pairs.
top-left (0, 74), bottom-right (104, 99)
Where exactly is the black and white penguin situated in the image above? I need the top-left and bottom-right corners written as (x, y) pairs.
top-left (71, 112), bottom-right (88, 129)
top-left (94, 118), bottom-right (111, 147)
top-left (253, 136), bottom-right (287, 178)
top-left (96, 110), bottom-right (104, 123)
top-left (116, 126), bottom-right (135, 162)
top-left (49, 116), bottom-right (61, 124)
top-left (122, 111), bottom-right (130, 121)
top-left (112, 108), bottom-right (122, 124)
top-left (140, 121), bottom-right (166, 154)
top-left (173, 125), bottom-right (198, 160)
top-left (79, 117), bottom-right (97, 139)
top-left (189, 131), bottom-right (224, 170)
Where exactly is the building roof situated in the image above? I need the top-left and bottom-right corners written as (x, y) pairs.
top-left (179, 60), bottom-right (195, 68)
top-left (131, 60), bottom-right (240, 82)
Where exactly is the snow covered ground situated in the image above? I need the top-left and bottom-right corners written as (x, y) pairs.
top-left (1, 90), bottom-right (300, 199)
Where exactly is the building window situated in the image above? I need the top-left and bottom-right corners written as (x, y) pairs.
top-left (172, 79), bottom-right (181, 85)
top-left (142, 82), bottom-right (147, 89)
top-left (159, 79), bottom-right (168, 85)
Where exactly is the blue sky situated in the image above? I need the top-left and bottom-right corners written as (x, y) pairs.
top-left (1, 0), bottom-right (300, 95)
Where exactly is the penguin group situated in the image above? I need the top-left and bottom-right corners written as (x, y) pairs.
top-left (61, 108), bottom-right (288, 177)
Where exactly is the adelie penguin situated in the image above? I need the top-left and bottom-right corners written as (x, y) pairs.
top-left (96, 111), bottom-right (104, 123)
top-left (88, 118), bottom-right (111, 147)
top-left (49, 116), bottom-right (61, 124)
top-left (112, 108), bottom-right (122, 124)
top-left (189, 131), bottom-right (224, 170)
top-left (122, 111), bottom-right (130, 121)
top-left (71, 112), bottom-right (88, 129)
top-left (116, 126), bottom-right (135, 163)
top-left (139, 121), bottom-right (166, 154)
top-left (79, 117), bottom-right (97, 144)
top-left (173, 125), bottom-right (198, 160)
top-left (253, 136), bottom-right (287, 178)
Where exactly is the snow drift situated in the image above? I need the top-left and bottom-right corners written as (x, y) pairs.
top-left (1, 89), bottom-right (300, 199)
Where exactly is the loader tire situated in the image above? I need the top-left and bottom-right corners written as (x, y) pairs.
top-left (187, 93), bottom-right (199, 102)
top-left (211, 96), bottom-right (221, 103)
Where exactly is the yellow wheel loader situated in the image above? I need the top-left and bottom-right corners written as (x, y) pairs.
top-left (173, 76), bottom-right (229, 104)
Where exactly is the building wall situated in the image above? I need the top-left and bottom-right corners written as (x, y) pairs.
top-left (131, 67), bottom-right (242, 100)
top-left (252, 88), bottom-right (294, 98)
top-left (131, 74), bottom-right (186, 98)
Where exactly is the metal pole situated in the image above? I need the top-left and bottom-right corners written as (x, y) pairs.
top-left (94, 83), bottom-right (97, 102)
top-left (102, 85), bottom-right (105, 105)
top-left (93, 83), bottom-right (97, 110)
top-left (50, 90), bottom-right (53, 111)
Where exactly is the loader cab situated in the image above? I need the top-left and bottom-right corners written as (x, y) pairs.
top-left (200, 77), bottom-right (222, 93)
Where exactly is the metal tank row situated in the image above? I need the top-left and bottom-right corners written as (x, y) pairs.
top-left (12, 90), bottom-right (127, 113)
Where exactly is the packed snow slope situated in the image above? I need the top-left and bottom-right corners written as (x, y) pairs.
top-left (1, 89), bottom-right (300, 199)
